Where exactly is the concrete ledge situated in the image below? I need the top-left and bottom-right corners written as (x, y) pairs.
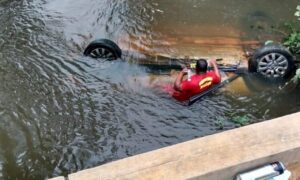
top-left (58, 112), bottom-right (300, 180)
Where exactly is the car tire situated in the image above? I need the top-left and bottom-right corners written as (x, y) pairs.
top-left (83, 39), bottom-right (122, 60)
top-left (248, 44), bottom-right (295, 79)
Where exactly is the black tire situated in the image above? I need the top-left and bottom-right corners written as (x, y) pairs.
top-left (83, 39), bottom-right (122, 60)
top-left (248, 44), bottom-right (295, 79)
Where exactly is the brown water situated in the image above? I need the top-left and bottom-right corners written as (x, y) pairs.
top-left (0, 0), bottom-right (299, 179)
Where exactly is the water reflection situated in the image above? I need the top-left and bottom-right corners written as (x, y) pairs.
top-left (0, 0), bottom-right (299, 179)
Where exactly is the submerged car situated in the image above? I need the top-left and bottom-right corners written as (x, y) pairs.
top-left (83, 38), bottom-right (297, 80)
top-left (82, 38), bottom-right (299, 105)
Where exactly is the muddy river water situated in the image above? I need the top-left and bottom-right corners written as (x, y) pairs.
top-left (0, 0), bottom-right (299, 179)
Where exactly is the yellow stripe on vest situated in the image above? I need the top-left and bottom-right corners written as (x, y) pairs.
top-left (199, 77), bottom-right (213, 89)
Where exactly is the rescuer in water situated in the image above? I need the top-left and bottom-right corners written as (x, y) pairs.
top-left (170, 59), bottom-right (221, 101)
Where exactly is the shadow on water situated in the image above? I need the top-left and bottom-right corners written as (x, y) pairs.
top-left (0, 0), bottom-right (299, 179)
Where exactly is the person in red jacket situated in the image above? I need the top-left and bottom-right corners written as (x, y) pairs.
top-left (172, 59), bottom-right (221, 101)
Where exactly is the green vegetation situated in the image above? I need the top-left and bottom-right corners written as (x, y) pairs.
top-left (283, 5), bottom-right (300, 84)
top-left (227, 112), bottom-right (251, 126)
top-left (291, 68), bottom-right (300, 84)
top-left (231, 115), bottom-right (251, 126)
top-left (295, 5), bottom-right (300, 20)
top-left (283, 5), bottom-right (300, 55)
top-left (214, 114), bottom-right (251, 129)
top-left (283, 22), bottom-right (300, 55)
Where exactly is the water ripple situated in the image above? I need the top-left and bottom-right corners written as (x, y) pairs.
top-left (0, 0), bottom-right (299, 179)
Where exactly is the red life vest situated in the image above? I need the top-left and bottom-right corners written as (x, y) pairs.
top-left (172, 71), bottom-right (221, 101)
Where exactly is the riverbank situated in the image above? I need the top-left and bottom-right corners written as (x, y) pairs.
top-left (51, 112), bottom-right (300, 180)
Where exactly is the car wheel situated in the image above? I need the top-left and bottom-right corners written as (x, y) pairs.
top-left (83, 39), bottom-right (122, 60)
top-left (248, 44), bottom-right (295, 79)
